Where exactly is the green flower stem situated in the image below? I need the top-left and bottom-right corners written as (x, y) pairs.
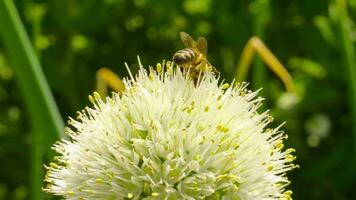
top-left (335, 0), bottom-right (356, 177)
top-left (0, 0), bottom-right (64, 199)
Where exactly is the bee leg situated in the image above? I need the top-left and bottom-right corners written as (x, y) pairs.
top-left (235, 36), bottom-right (296, 93)
top-left (196, 62), bottom-right (210, 73)
top-left (96, 67), bottom-right (125, 98)
top-left (195, 62), bottom-right (204, 71)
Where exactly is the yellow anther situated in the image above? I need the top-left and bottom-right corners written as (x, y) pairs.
top-left (182, 102), bottom-right (195, 113)
top-left (67, 191), bottom-right (75, 195)
top-left (151, 192), bottom-right (159, 197)
top-left (49, 162), bottom-right (58, 168)
top-left (268, 116), bottom-right (274, 122)
top-left (156, 63), bottom-right (162, 73)
top-left (267, 165), bottom-right (274, 171)
top-left (217, 124), bottom-right (229, 133)
top-left (222, 83), bottom-right (230, 89)
top-left (88, 95), bottom-right (95, 103)
top-left (167, 63), bottom-right (173, 74)
top-left (285, 148), bottom-right (296, 154)
top-left (95, 178), bottom-right (103, 183)
top-left (93, 91), bottom-right (101, 99)
top-left (275, 142), bottom-right (284, 150)
top-left (149, 72), bottom-right (155, 80)
top-left (127, 193), bottom-right (133, 198)
top-left (107, 173), bottom-right (113, 179)
top-left (285, 154), bottom-right (296, 162)
top-left (204, 106), bottom-right (209, 112)
top-left (284, 190), bottom-right (293, 195)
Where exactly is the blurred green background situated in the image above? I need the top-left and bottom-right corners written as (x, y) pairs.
top-left (0, 0), bottom-right (356, 199)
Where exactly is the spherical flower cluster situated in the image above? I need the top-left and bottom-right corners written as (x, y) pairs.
top-left (44, 60), bottom-right (297, 200)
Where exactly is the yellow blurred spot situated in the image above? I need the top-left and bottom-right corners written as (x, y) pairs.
top-left (127, 193), bottom-right (133, 198)
top-left (71, 35), bottom-right (89, 52)
top-left (235, 37), bottom-right (296, 93)
top-left (96, 68), bottom-right (125, 97)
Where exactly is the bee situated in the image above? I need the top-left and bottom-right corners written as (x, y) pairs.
top-left (172, 32), bottom-right (219, 80)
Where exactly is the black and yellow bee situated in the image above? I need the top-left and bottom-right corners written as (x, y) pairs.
top-left (95, 32), bottom-right (296, 97)
top-left (172, 32), bottom-right (219, 79)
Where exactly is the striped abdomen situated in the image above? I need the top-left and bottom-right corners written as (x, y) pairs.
top-left (172, 48), bottom-right (196, 65)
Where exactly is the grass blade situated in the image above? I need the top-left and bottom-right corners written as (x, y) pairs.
top-left (335, 0), bottom-right (356, 180)
top-left (0, 0), bottom-right (64, 199)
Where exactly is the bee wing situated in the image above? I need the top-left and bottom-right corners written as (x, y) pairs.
top-left (197, 37), bottom-right (208, 56)
top-left (180, 32), bottom-right (195, 48)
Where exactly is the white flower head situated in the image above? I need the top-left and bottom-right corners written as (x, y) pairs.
top-left (45, 59), bottom-right (297, 200)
